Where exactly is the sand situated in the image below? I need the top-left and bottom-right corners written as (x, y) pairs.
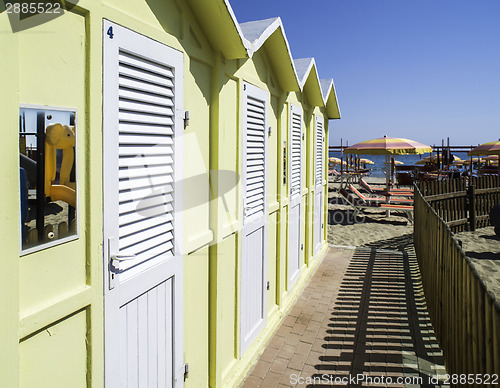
top-left (327, 172), bottom-right (500, 304)
top-left (454, 227), bottom-right (500, 305)
top-left (327, 175), bottom-right (414, 251)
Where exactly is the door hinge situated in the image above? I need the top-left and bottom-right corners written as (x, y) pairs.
top-left (184, 111), bottom-right (190, 129)
top-left (183, 363), bottom-right (189, 381)
top-left (266, 281), bottom-right (270, 290)
top-left (301, 243), bottom-right (304, 250)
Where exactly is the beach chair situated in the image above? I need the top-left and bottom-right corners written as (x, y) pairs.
top-left (329, 169), bottom-right (343, 182)
top-left (360, 178), bottom-right (413, 196)
top-left (339, 188), bottom-right (414, 223)
top-left (348, 184), bottom-right (413, 205)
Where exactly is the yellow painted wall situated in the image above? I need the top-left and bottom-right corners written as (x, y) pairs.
top-left (0, 6), bottom-right (100, 387)
top-left (0, 1), bottom-right (333, 387)
top-left (1, 0), bottom-right (215, 386)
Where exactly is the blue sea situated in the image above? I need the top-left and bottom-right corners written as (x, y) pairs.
top-left (328, 151), bottom-right (471, 178)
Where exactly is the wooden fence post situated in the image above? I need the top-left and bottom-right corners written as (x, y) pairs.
top-left (468, 185), bottom-right (476, 231)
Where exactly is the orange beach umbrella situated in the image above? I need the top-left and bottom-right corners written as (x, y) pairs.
top-left (469, 140), bottom-right (500, 175)
top-left (468, 140), bottom-right (500, 156)
top-left (344, 136), bottom-right (432, 155)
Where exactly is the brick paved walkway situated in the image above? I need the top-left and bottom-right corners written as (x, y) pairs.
top-left (241, 247), bottom-right (448, 387)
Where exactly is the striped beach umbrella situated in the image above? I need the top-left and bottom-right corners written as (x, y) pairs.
top-left (484, 155), bottom-right (499, 163)
top-left (468, 140), bottom-right (500, 156)
top-left (467, 144), bottom-right (500, 175)
top-left (329, 157), bottom-right (346, 166)
top-left (345, 136), bottom-right (431, 199)
top-left (344, 136), bottom-right (432, 155)
top-left (359, 158), bottom-right (374, 165)
top-left (416, 153), bottom-right (461, 165)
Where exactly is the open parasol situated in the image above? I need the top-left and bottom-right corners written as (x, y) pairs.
top-left (469, 141), bottom-right (500, 175)
top-left (360, 158), bottom-right (374, 165)
top-left (468, 140), bottom-right (500, 156)
top-left (344, 136), bottom-right (432, 156)
top-left (329, 157), bottom-right (346, 166)
top-left (345, 135), bottom-right (431, 190)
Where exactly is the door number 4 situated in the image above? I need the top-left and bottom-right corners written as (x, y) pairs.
top-left (107, 26), bottom-right (114, 39)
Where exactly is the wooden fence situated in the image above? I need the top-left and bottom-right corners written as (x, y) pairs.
top-left (418, 176), bottom-right (500, 233)
top-left (414, 186), bottom-right (500, 378)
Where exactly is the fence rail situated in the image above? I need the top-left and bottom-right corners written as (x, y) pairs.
top-left (418, 176), bottom-right (500, 233)
top-left (414, 186), bottom-right (500, 377)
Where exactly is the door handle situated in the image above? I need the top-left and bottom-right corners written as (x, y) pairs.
top-left (112, 254), bottom-right (136, 262)
top-left (111, 254), bottom-right (137, 268)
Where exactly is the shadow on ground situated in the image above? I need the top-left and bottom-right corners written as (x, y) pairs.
top-left (306, 248), bottom-right (447, 387)
top-left (362, 233), bottom-right (414, 253)
top-left (328, 209), bottom-right (410, 227)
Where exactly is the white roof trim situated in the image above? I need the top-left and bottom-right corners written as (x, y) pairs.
top-left (320, 78), bottom-right (341, 119)
top-left (231, 6), bottom-right (340, 112)
top-left (239, 17), bottom-right (279, 47)
top-left (320, 79), bottom-right (334, 102)
top-left (222, 0), bottom-right (252, 53)
top-left (239, 17), bottom-right (299, 79)
top-left (294, 58), bottom-right (317, 89)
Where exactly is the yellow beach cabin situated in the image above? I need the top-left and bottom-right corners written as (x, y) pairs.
top-left (0, 1), bottom-right (340, 387)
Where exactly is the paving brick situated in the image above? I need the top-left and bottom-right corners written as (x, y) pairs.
top-left (280, 369), bottom-right (301, 385)
top-left (299, 329), bottom-right (317, 344)
top-left (259, 345), bottom-right (280, 363)
top-left (281, 315), bottom-right (296, 328)
top-left (261, 371), bottom-right (282, 387)
top-left (249, 360), bottom-right (271, 379)
top-left (268, 335), bottom-right (285, 350)
top-left (239, 248), bottom-right (447, 388)
top-left (288, 352), bottom-right (308, 371)
top-left (305, 350), bottom-right (322, 367)
top-left (268, 357), bottom-right (289, 375)
top-left (240, 375), bottom-right (262, 388)
top-left (284, 332), bottom-right (301, 346)
top-left (277, 344), bottom-right (295, 360)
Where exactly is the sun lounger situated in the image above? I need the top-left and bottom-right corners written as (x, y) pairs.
top-left (339, 188), bottom-right (414, 223)
top-left (329, 169), bottom-right (343, 182)
top-left (348, 184), bottom-right (413, 205)
top-left (360, 178), bottom-right (413, 196)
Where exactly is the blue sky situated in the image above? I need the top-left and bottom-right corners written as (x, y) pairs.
top-left (230, 0), bottom-right (500, 147)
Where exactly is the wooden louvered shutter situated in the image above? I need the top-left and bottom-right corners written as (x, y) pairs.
top-left (290, 105), bottom-right (302, 199)
top-left (315, 117), bottom-right (324, 187)
top-left (117, 50), bottom-right (176, 269)
top-left (243, 92), bottom-right (266, 221)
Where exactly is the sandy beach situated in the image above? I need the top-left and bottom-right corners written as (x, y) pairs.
top-left (328, 173), bottom-right (500, 304)
top-left (327, 175), bottom-right (414, 251)
top-left (455, 226), bottom-right (500, 304)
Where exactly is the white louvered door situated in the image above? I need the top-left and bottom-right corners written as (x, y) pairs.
top-left (240, 82), bottom-right (268, 354)
top-left (103, 21), bottom-right (184, 388)
top-left (288, 105), bottom-right (302, 288)
top-left (314, 115), bottom-right (324, 255)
